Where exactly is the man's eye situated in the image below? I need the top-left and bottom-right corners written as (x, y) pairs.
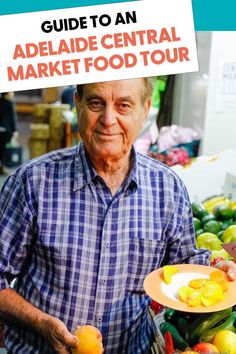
top-left (117, 103), bottom-right (131, 112)
top-left (88, 101), bottom-right (104, 111)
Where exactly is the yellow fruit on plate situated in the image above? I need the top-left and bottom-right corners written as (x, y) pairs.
top-left (178, 278), bottom-right (224, 307)
top-left (72, 325), bottom-right (103, 354)
top-left (210, 270), bottom-right (228, 292)
top-left (186, 291), bottom-right (202, 307)
top-left (163, 265), bottom-right (178, 284)
top-left (178, 286), bottom-right (195, 302)
top-left (202, 280), bottom-right (224, 297)
top-left (201, 280), bottom-right (224, 306)
top-left (212, 330), bottom-right (236, 354)
top-left (189, 278), bottom-right (207, 289)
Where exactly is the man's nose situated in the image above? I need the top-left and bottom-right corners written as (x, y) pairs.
top-left (99, 106), bottom-right (117, 126)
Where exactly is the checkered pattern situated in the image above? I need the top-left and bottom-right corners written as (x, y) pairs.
top-left (0, 142), bottom-right (210, 353)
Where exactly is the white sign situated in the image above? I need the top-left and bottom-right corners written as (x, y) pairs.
top-left (224, 172), bottom-right (236, 201)
top-left (0, 0), bottom-right (198, 92)
top-left (215, 60), bottom-right (236, 112)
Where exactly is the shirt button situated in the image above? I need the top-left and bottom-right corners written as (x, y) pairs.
top-left (106, 242), bottom-right (110, 248)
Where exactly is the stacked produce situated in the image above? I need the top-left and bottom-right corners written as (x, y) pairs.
top-left (159, 307), bottom-right (236, 353)
top-left (192, 197), bottom-right (236, 262)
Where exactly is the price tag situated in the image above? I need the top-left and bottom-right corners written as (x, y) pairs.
top-left (223, 172), bottom-right (236, 200)
top-left (222, 243), bottom-right (236, 260)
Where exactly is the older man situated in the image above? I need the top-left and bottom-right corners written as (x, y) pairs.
top-left (0, 78), bottom-right (235, 354)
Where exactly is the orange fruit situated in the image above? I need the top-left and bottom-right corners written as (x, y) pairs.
top-left (189, 278), bottom-right (207, 289)
top-left (210, 270), bottom-right (225, 281)
top-left (210, 270), bottom-right (228, 292)
top-left (193, 342), bottom-right (219, 353)
top-left (72, 325), bottom-right (103, 354)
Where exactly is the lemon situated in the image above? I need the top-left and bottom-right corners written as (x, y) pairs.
top-left (222, 225), bottom-right (236, 243)
top-left (213, 330), bottom-right (236, 354)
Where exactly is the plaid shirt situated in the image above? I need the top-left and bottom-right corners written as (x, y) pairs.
top-left (0, 142), bottom-right (210, 353)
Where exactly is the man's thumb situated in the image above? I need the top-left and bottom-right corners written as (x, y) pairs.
top-left (66, 333), bottom-right (78, 348)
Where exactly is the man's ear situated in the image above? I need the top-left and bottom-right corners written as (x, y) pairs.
top-left (143, 97), bottom-right (151, 123)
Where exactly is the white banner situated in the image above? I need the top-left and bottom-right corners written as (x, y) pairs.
top-left (0, 0), bottom-right (198, 92)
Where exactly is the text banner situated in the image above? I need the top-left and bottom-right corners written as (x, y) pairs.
top-left (0, 0), bottom-right (198, 92)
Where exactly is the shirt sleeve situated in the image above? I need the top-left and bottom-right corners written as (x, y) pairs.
top-left (0, 173), bottom-right (35, 290)
top-left (164, 179), bottom-right (211, 266)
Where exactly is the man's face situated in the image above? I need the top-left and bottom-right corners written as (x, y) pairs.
top-left (75, 79), bottom-right (151, 160)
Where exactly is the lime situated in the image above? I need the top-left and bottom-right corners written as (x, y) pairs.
top-left (195, 228), bottom-right (204, 237)
top-left (217, 230), bottom-right (224, 240)
top-left (192, 202), bottom-right (208, 220)
top-left (213, 204), bottom-right (234, 220)
top-left (218, 221), bottom-right (223, 229)
top-left (203, 220), bottom-right (221, 234)
top-left (221, 225), bottom-right (236, 243)
top-left (201, 214), bottom-right (216, 224)
top-left (220, 219), bottom-right (234, 230)
top-left (193, 217), bottom-right (202, 231)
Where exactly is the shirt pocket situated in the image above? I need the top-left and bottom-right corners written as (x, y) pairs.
top-left (126, 236), bottom-right (167, 293)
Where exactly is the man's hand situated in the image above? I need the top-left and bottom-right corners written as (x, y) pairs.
top-left (214, 260), bottom-right (236, 281)
top-left (39, 315), bottom-right (78, 354)
top-left (0, 289), bottom-right (79, 353)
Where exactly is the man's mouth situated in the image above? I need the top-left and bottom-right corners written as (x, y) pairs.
top-left (95, 131), bottom-right (120, 136)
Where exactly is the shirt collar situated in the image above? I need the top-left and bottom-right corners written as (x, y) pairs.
top-left (73, 142), bottom-right (97, 191)
top-left (73, 142), bottom-right (139, 193)
top-left (123, 148), bottom-right (138, 194)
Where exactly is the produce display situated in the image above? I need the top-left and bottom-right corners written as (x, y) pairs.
top-left (157, 194), bottom-right (236, 354)
top-left (192, 197), bottom-right (236, 262)
top-left (159, 307), bottom-right (236, 353)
